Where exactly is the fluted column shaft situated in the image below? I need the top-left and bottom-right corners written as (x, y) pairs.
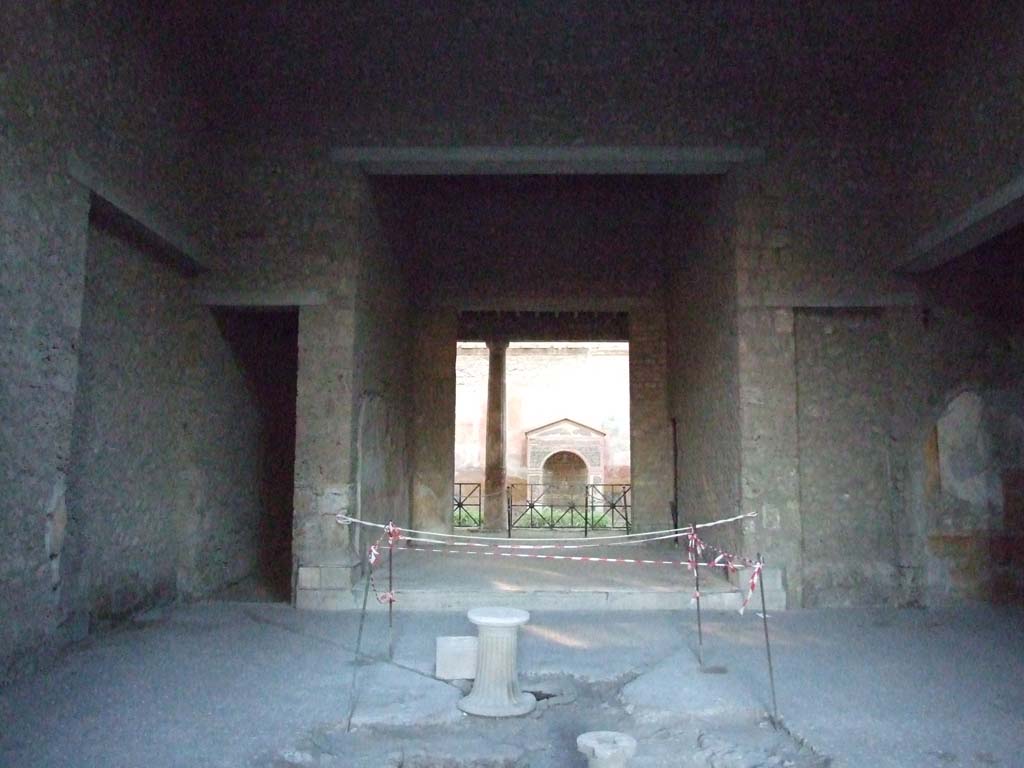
top-left (458, 608), bottom-right (535, 717)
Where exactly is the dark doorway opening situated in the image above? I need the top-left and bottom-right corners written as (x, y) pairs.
top-left (215, 309), bottom-right (298, 601)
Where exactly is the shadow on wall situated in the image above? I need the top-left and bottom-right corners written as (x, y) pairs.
top-left (214, 309), bottom-right (298, 601)
top-left (923, 389), bottom-right (1024, 605)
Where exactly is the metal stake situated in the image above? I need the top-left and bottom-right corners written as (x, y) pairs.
top-left (345, 558), bottom-right (373, 733)
top-left (691, 525), bottom-right (704, 669)
top-left (671, 418), bottom-right (680, 545)
top-left (506, 487), bottom-right (512, 539)
top-left (757, 553), bottom-right (779, 725)
top-left (387, 539), bottom-right (394, 661)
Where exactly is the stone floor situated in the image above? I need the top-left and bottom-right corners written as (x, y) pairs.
top-left (1, 599), bottom-right (1021, 767)
top-left (374, 537), bottom-right (744, 610)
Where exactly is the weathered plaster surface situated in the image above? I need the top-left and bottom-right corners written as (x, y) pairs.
top-left (795, 309), bottom-right (896, 607)
top-left (737, 308), bottom-right (801, 607)
top-left (65, 223), bottom-right (263, 625)
top-left (901, 3), bottom-right (1024, 244)
top-left (410, 311), bottom-right (459, 535)
top-left (1, 1), bottom-right (215, 680)
top-left (628, 306), bottom-right (673, 532)
top-left (667, 177), bottom-right (742, 555)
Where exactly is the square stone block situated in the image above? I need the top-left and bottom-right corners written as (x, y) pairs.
top-left (297, 566), bottom-right (321, 589)
top-left (321, 565), bottom-right (354, 589)
top-left (319, 484), bottom-right (353, 516)
top-left (435, 636), bottom-right (478, 681)
top-left (296, 588), bottom-right (354, 611)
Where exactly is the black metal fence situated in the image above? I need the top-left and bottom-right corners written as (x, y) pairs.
top-left (506, 483), bottom-right (589, 531)
top-left (510, 483), bottom-right (631, 536)
top-left (450, 482), bottom-right (632, 536)
top-left (453, 482), bottom-right (482, 528)
top-left (586, 483), bottom-right (632, 533)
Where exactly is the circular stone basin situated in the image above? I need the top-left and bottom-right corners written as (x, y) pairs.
top-left (466, 607), bottom-right (530, 627)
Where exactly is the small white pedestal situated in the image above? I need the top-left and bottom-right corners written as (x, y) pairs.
top-left (577, 731), bottom-right (637, 768)
top-left (457, 607), bottom-right (535, 717)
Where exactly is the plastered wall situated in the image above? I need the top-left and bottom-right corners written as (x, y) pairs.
top-left (1, 2), bottom-right (216, 681)
top-left (667, 177), bottom-right (742, 555)
top-left (65, 220), bottom-right (263, 625)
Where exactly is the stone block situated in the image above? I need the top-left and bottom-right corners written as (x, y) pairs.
top-left (297, 566), bottom-right (321, 589)
top-left (295, 588), bottom-right (354, 611)
top-left (319, 484), bottom-right (352, 516)
top-left (321, 565), bottom-right (354, 590)
top-left (773, 308), bottom-right (794, 334)
top-left (435, 636), bottom-right (478, 680)
top-left (292, 488), bottom-right (317, 521)
top-left (320, 512), bottom-right (351, 552)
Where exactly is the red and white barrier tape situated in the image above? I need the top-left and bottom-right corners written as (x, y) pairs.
top-left (336, 511), bottom-right (758, 544)
top-left (739, 562), bottom-right (763, 615)
top-left (360, 518), bottom-right (766, 613)
top-left (366, 522), bottom-right (403, 605)
top-left (399, 531), bottom-right (729, 552)
top-left (399, 544), bottom-right (751, 570)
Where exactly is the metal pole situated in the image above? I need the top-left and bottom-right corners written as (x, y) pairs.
top-left (691, 525), bottom-right (704, 669)
top-left (387, 539), bottom-right (394, 661)
top-left (671, 418), bottom-right (680, 545)
top-left (506, 486), bottom-right (512, 539)
top-left (345, 557), bottom-right (373, 733)
top-left (757, 553), bottom-right (779, 725)
top-left (584, 486), bottom-right (590, 538)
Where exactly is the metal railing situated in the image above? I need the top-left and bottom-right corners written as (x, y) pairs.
top-left (453, 482), bottom-right (482, 528)
top-left (586, 484), bottom-right (631, 534)
top-left (452, 482), bottom-right (632, 535)
top-left (506, 483), bottom-right (588, 531)
top-left (505, 483), bottom-right (631, 537)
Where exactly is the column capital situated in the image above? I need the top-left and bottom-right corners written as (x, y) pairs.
top-left (485, 337), bottom-right (510, 351)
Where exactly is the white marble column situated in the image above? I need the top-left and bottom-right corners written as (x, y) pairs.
top-left (457, 607), bottom-right (535, 717)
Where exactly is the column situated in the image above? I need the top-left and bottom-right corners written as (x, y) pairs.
top-left (457, 607), bottom-right (535, 717)
top-left (483, 338), bottom-right (509, 531)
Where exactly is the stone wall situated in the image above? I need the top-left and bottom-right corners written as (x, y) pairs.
top-left (410, 311), bottom-right (458, 534)
top-left (667, 177), bottom-right (742, 555)
top-left (292, 171), bottom-right (416, 606)
top-left (886, 306), bottom-right (1024, 607)
top-left (350, 179), bottom-right (413, 530)
top-left (1, 2), bottom-right (216, 681)
top-left (628, 304), bottom-right (673, 532)
top-left (794, 309), bottom-right (896, 606)
top-left (65, 219), bottom-right (263, 625)
top-left (900, 3), bottom-right (1024, 243)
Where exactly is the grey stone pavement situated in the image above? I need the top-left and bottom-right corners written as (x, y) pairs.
top-left (0, 600), bottom-right (1021, 767)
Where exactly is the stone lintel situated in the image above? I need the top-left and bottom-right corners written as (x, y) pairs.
top-left (742, 291), bottom-right (921, 309)
top-left (898, 171), bottom-right (1024, 274)
top-left (193, 288), bottom-right (327, 307)
top-left (67, 151), bottom-right (206, 272)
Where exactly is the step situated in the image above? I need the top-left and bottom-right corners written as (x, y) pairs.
top-left (343, 586), bottom-right (745, 612)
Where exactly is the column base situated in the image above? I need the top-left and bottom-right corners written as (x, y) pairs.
top-left (457, 690), bottom-right (536, 718)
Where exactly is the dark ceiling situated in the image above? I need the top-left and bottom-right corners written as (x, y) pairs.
top-left (195, 1), bottom-right (966, 139)
top-left (917, 223), bottom-right (1024, 326)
